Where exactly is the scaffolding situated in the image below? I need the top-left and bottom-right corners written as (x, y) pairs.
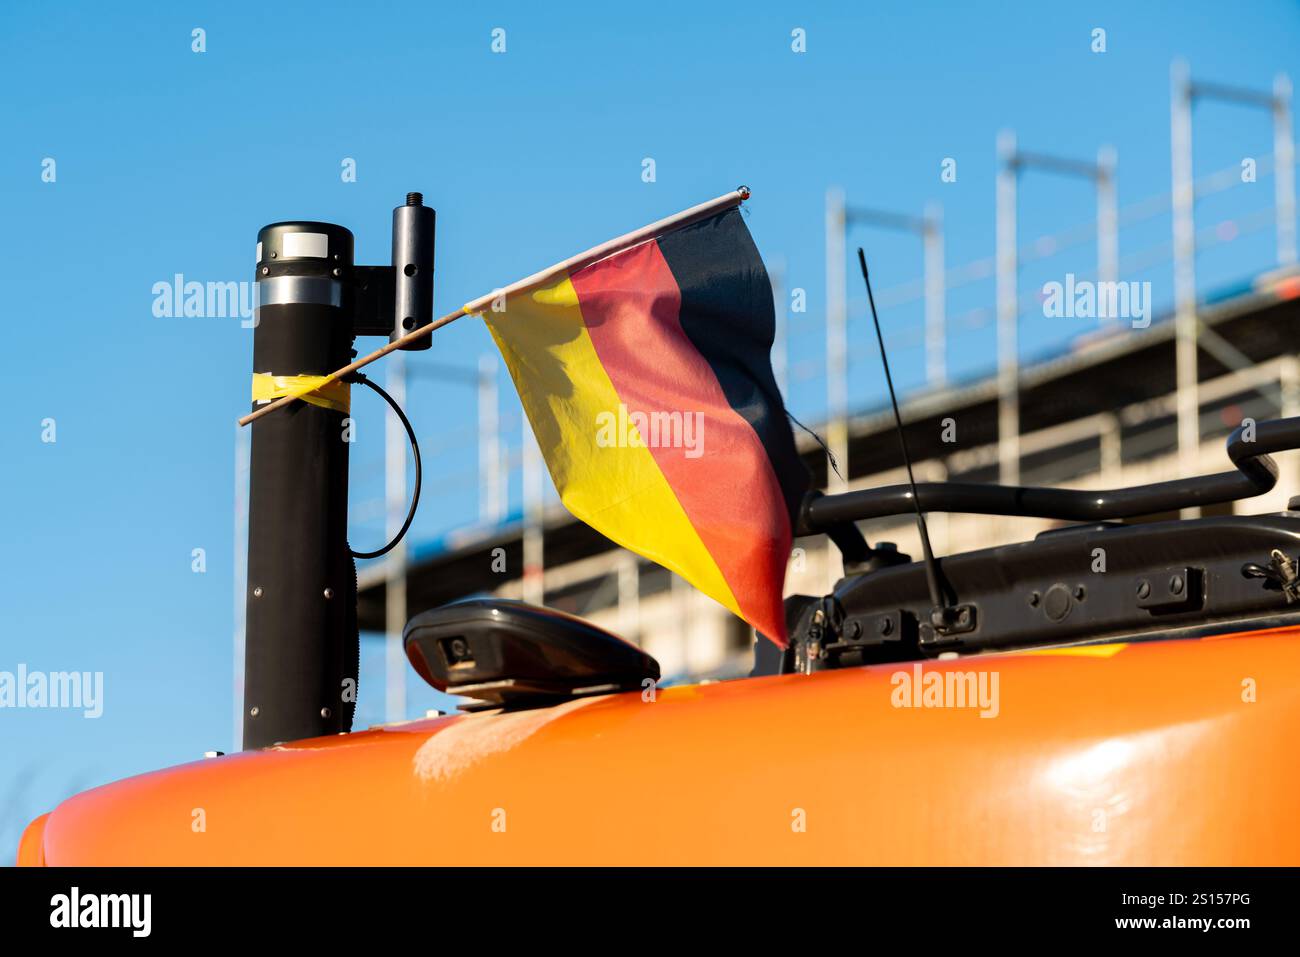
top-left (233, 61), bottom-right (1299, 733)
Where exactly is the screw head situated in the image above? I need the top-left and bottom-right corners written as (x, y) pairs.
top-left (320, 707), bottom-right (331, 719)
top-left (1074, 585), bottom-right (1086, 601)
top-left (249, 706), bottom-right (260, 718)
top-left (1137, 580), bottom-right (1151, 599)
top-left (1028, 591), bottom-right (1041, 607)
top-left (876, 617), bottom-right (892, 637)
top-left (1170, 575), bottom-right (1185, 595)
top-left (260, 266), bottom-right (269, 276)
top-left (332, 267), bottom-right (342, 278)
top-left (323, 588), bottom-right (334, 599)
top-left (252, 586), bottom-right (263, 598)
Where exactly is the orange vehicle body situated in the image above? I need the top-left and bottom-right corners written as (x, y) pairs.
top-left (18, 625), bottom-right (1300, 866)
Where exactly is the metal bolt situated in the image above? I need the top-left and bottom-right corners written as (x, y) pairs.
top-left (1137, 580), bottom-right (1151, 599)
top-left (249, 706), bottom-right (260, 718)
top-left (320, 707), bottom-right (331, 719)
top-left (323, 588), bottom-right (334, 599)
top-left (1170, 575), bottom-right (1185, 596)
top-left (252, 586), bottom-right (263, 598)
top-left (332, 267), bottom-right (342, 277)
top-left (270, 250), bottom-right (278, 259)
top-left (957, 608), bottom-right (971, 626)
top-left (260, 266), bottom-right (269, 275)
top-left (876, 617), bottom-right (891, 637)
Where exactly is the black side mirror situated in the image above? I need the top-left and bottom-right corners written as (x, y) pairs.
top-left (404, 599), bottom-right (660, 710)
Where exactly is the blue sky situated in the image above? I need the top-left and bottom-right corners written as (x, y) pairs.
top-left (1, 0), bottom-right (1297, 861)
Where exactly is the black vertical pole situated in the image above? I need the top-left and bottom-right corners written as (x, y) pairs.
top-left (243, 222), bottom-right (358, 749)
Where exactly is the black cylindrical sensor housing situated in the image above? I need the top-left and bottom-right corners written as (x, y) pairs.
top-left (392, 193), bottom-right (435, 349)
top-left (244, 221), bottom-right (357, 749)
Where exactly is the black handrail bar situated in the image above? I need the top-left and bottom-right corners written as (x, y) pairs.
top-left (799, 416), bottom-right (1297, 532)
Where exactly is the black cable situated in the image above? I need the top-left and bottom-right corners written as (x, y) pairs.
top-left (346, 373), bottom-right (422, 560)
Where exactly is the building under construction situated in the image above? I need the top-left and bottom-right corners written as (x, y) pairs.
top-left (231, 60), bottom-right (1300, 718)
top-left (355, 261), bottom-right (1300, 672)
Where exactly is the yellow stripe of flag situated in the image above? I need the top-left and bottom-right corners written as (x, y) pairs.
top-left (484, 275), bottom-right (742, 618)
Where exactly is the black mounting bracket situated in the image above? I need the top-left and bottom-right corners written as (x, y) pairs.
top-left (350, 193), bottom-right (436, 346)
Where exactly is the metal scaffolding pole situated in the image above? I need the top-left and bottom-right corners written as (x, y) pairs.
top-left (617, 551), bottom-right (640, 643)
top-left (672, 572), bottom-right (693, 670)
top-left (923, 202), bottom-right (946, 387)
top-left (384, 351), bottom-right (408, 723)
top-left (522, 425), bottom-right (545, 605)
top-left (478, 353), bottom-right (504, 524)
top-left (846, 202), bottom-right (947, 389)
top-left (1276, 73), bottom-right (1297, 266)
top-left (1184, 68), bottom-right (1296, 268)
top-left (825, 187), bottom-right (848, 492)
top-left (408, 358), bottom-right (504, 525)
top-left (1171, 65), bottom-right (1299, 501)
top-left (998, 131), bottom-right (1119, 484)
top-left (1100, 413), bottom-right (1123, 486)
top-left (1097, 146), bottom-right (1119, 289)
top-left (996, 130), bottom-right (1020, 486)
top-left (378, 355), bottom-right (504, 721)
top-left (1171, 61), bottom-right (1198, 503)
top-left (1172, 63), bottom-right (1295, 499)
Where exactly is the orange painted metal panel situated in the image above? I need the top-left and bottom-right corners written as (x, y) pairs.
top-left (16, 813), bottom-right (48, 867)
top-left (24, 627), bottom-right (1300, 866)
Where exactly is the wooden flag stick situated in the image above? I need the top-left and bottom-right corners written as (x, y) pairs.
top-left (239, 307), bottom-right (467, 426)
top-left (238, 186), bottom-right (750, 427)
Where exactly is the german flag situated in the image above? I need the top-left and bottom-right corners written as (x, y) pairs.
top-left (483, 199), bottom-right (809, 644)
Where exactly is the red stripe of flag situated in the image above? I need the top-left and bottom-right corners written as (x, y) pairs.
top-left (571, 240), bottom-right (792, 641)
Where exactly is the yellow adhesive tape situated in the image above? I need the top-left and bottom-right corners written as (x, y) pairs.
top-left (251, 373), bottom-right (350, 414)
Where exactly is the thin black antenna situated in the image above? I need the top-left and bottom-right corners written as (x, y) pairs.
top-left (857, 248), bottom-right (953, 632)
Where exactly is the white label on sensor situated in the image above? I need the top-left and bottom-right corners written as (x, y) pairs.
top-left (283, 232), bottom-right (329, 259)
